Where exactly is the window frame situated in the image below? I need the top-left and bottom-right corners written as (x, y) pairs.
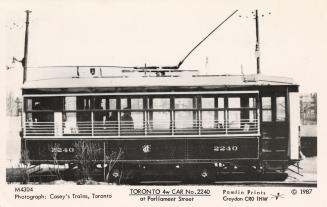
top-left (276, 96), bottom-right (286, 122)
top-left (261, 96), bottom-right (273, 122)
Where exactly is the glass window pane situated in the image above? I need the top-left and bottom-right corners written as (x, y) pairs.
top-left (153, 98), bottom-right (170, 109)
top-left (228, 97), bottom-right (240, 108)
top-left (201, 98), bottom-right (214, 109)
top-left (26, 98), bottom-right (32, 110)
top-left (94, 97), bottom-right (107, 109)
top-left (131, 112), bottom-right (143, 129)
top-left (131, 98), bottom-right (143, 109)
top-left (108, 99), bottom-right (117, 122)
top-left (64, 112), bottom-right (78, 134)
top-left (249, 110), bottom-right (257, 122)
top-left (218, 97), bottom-right (225, 108)
top-left (228, 111), bottom-right (241, 128)
top-left (249, 97), bottom-right (256, 108)
top-left (262, 97), bottom-right (271, 109)
top-left (65, 97), bottom-right (76, 110)
top-left (77, 112), bottom-right (91, 122)
top-left (175, 98), bottom-right (193, 109)
top-left (100, 99), bottom-right (106, 109)
top-left (77, 97), bottom-right (93, 109)
top-left (276, 97), bottom-right (286, 121)
top-left (202, 111), bottom-right (214, 128)
top-left (28, 97), bottom-right (63, 110)
top-left (94, 111), bottom-right (108, 121)
top-left (218, 111), bottom-right (225, 128)
top-left (26, 112), bottom-right (33, 122)
top-left (120, 110), bottom-right (134, 130)
top-left (152, 112), bottom-right (170, 129)
top-left (262, 110), bottom-right (272, 122)
top-left (121, 98), bottom-right (128, 109)
top-left (64, 97), bottom-right (78, 134)
top-left (31, 112), bottom-right (54, 122)
top-left (175, 111), bottom-right (193, 128)
top-left (109, 99), bottom-right (116, 109)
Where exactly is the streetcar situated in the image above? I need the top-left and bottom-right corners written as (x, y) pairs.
top-left (21, 67), bottom-right (300, 182)
top-left (17, 10), bottom-right (301, 183)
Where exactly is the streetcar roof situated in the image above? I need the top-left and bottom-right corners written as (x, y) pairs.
top-left (22, 74), bottom-right (297, 90)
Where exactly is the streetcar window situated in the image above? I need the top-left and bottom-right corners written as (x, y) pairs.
top-left (94, 97), bottom-right (108, 122)
top-left (228, 111), bottom-right (241, 128)
top-left (262, 97), bottom-right (271, 109)
top-left (153, 98), bottom-right (170, 109)
top-left (262, 111), bottom-right (272, 122)
top-left (276, 96), bottom-right (286, 121)
top-left (218, 97), bottom-right (225, 108)
top-left (131, 98), bottom-right (144, 129)
top-left (201, 98), bottom-right (214, 109)
top-left (109, 99), bottom-right (116, 110)
top-left (63, 97), bottom-right (78, 134)
top-left (26, 112), bottom-right (33, 122)
top-left (77, 96), bottom-right (93, 109)
top-left (25, 97), bottom-right (63, 111)
top-left (202, 111), bottom-right (215, 128)
top-left (101, 99), bottom-right (106, 109)
top-left (152, 112), bottom-right (170, 129)
top-left (246, 97), bottom-right (257, 123)
top-left (262, 97), bottom-right (272, 122)
top-left (94, 97), bottom-right (108, 109)
top-left (107, 99), bottom-right (117, 120)
top-left (26, 112), bottom-right (54, 122)
top-left (175, 98), bottom-right (194, 129)
top-left (121, 98), bottom-right (128, 109)
top-left (65, 96), bottom-right (77, 110)
top-left (89, 97), bottom-right (115, 124)
top-left (228, 97), bottom-right (241, 128)
top-left (131, 98), bottom-right (143, 109)
top-left (201, 98), bottom-right (214, 128)
top-left (249, 97), bottom-right (256, 108)
top-left (217, 111), bottom-right (225, 128)
top-left (93, 98), bottom-right (118, 133)
top-left (26, 99), bottom-right (32, 111)
top-left (119, 98), bottom-right (143, 131)
top-left (77, 112), bottom-right (91, 121)
top-left (151, 98), bottom-right (170, 129)
top-left (175, 98), bottom-right (193, 109)
top-left (228, 97), bottom-right (240, 108)
top-left (217, 98), bottom-right (225, 128)
top-left (24, 97), bottom-right (61, 124)
top-left (249, 110), bottom-right (257, 122)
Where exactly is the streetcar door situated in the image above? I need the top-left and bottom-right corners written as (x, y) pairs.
top-left (260, 91), bottom-right (289, 161)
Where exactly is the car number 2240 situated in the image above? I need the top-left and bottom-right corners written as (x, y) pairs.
top-left (213, 145), bottom-right (238, 152)
top-left (50, 147), bottom-right (75, 153)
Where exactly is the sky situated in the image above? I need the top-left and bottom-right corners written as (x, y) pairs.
top-left (1, 0), bottom-right (327, 95)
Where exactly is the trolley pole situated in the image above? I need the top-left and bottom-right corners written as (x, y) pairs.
top-left (23, 10), bottom-right (31, 84)
top-left (255, 10), bottom-right (261, 74)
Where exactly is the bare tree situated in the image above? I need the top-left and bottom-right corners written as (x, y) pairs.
top-left (20, 145), bottom-right (30, 184)
top-left (48, 143), bottom-right (62, 180)
top-left (105, 147), bottom-right (124, 183)
top-left (73, 140), bottom-right (102, 183)
top-left (6, 91), bottom-right (15, 116)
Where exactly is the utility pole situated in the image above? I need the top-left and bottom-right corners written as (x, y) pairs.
top-left (255, 9), bottom-right (261, 74)
top-left (23, 10), bottom-right (31, 83)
